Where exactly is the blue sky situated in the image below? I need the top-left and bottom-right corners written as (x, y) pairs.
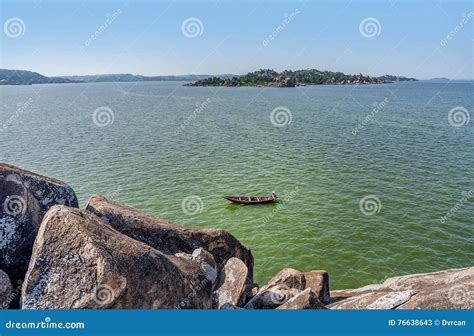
top-left (1, 0), bottom-right (472, 79)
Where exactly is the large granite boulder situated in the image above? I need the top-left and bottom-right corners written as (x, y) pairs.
top-left (213, 257), bottom-right (248, 308)
top-left (0, 269), bottom-right (14, 308)
top-left (244, 268), bottom-right (306, 309)
top-left (192, 248), bottom-right (218, 288)
top-left (240, 283), bottom-right (259, 306)
top-left (330, 290), bottom-right (416, 309)
top-left (265, 268), bottom-right (306, 290)
top-left (21, 206), bottom-right (212, 309)
top-left (276, 288), bottom-right (325, 309)
top-left (272, 75), bottom-right (297, 87)
top-left (0, 163), bottom-right (78, 282)
top-left (329, 267), bottom-right (473, 309)
top-left (85, 195), bottom-right (253, 278)
top-left (219, 303), bottom-right (241, 309)
top-left (304, 270), bottom-right (330, 304)
top-left (244, 284), bottom-right (300, 309)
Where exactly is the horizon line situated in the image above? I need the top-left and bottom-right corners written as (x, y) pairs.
top-left (3, 67), bottom-right (474, 81)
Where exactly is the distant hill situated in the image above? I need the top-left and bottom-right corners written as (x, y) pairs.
top-left (0, 69), bottom-right (78, 85)
top-left (60, 73), bottom-right (236, 83)
top-left (186, 69), bottom-right (417, 87)
top-left (427, 77), bottom-right (450, 82)
top-left (0, 69), bottom-right (237, 85)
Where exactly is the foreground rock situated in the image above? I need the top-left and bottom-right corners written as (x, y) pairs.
top-left (86, 195), bottom-right (253, 278)
top-left (266, 268), bottom-right (306, 290)
top-left (304, 270), bottom-right (330, 304)
top-left (244, 268), bottom-right (307, 309)
top-left (219, 303), bottom-right (241, 309)
top-left (330, 290), bottom-right (416, 309)
top-left (22, 206), bottom-right (212, 309)
top-left (213, 257), bottom-right (248, 308)
top-left (0, 269), bottom-right (14, 309)
top-left (329, 267), bottom-right (474, 309)
top-left (276, 288), bottom-right (325, 309)
top-left (0, 163), bottom-right (78, 282)
top-left (192, 248), bottom-right (218, 288)
top-left (245, 284), bottom-right (300, 309)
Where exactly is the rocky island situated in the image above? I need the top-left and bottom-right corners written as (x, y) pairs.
top-left (0, 163), bottom-right (471, 310)
top-left (185, 69), bottom-right (417, 87)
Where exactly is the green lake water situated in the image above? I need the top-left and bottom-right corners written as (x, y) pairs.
top-left (1, 81), bottom-right (472, 289)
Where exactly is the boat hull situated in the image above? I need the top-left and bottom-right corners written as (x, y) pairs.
top-left (224, 196), bottom-right (277, 205)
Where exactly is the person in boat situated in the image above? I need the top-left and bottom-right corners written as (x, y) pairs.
top-left (271, 191), bottom-right (277, 200)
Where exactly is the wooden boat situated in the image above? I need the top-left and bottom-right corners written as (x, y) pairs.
top-left (224, 192), bottom-right (278, 205)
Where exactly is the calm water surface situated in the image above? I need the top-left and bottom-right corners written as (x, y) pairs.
top-left (1, 81), bottom-right (472, 289)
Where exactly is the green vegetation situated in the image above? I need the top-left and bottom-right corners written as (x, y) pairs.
top-left (0, 69), bottom-right (77, 85)
top-left (185, 69), bottom-right (417, 87)
top-left (0, 69), bottom-right (236, 86)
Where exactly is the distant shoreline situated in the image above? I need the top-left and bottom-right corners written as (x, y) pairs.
top-left (2, 68), bottom-right (471, 87)
top-left (1, 68), bottom-right (416, 87)
top-left (0, 69), bottom-right (236, 86)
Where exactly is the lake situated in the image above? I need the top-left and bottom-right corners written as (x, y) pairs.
top-left (1, 80), bottom-right (472, 289)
